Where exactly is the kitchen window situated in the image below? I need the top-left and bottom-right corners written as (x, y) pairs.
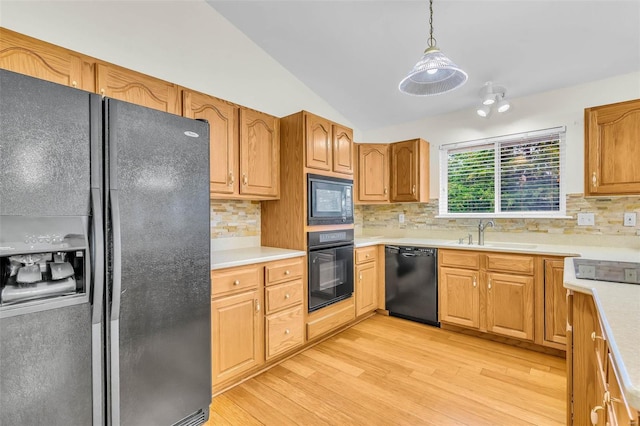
top-left (438, 126), bottom-right (566, 218)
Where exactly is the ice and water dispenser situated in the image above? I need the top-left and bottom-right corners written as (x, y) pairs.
top-left (0, 216), bottom-right (89, 315)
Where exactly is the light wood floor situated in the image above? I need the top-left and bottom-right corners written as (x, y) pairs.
top-left (207, 315), bottom-right (566, 425)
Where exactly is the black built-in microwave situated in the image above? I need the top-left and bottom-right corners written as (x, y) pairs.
top-left (307, 174), bottom-right (354, 226)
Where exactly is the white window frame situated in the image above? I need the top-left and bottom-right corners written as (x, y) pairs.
top-left (438, 126), bottom-right (568, 219)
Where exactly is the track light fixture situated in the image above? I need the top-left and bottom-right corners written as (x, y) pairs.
top-left (477, 82), bottom-right (510, 117)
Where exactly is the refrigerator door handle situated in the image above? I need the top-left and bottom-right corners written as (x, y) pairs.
top-left (91, 188), bottom-right (105, 325)
top-left (110, 189), bottom-right (122, 321)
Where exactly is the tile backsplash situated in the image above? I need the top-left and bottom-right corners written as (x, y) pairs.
top-left (211, 195), bottom-right (640, 249)
top-left (356, 194), bottom-right (640, 247)
top-left (210, 200), bottom-right (260, 238)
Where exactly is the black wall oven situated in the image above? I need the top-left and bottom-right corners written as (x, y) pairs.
top-left (307, 229), bottom-right (354, 312)
top-left (307, 174), bottom-right (353, 226)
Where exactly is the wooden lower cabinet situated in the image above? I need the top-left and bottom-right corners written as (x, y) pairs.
top-left (211, 289), bottom-right (263, 386)
top-left (438, 250), bottom-right (535, 342)
top-left (439, 267), bottom-right (479, 329)
top-left (568, 291), bottom-right (639, 425)
top-left (265, 306), bottom-right (304, 360)
top-left (544, 259), bottom-right (567, 346)
top-left (354, 246), bottom-right (378, 317)
top-left (486, 272), bottom-right (534, 340)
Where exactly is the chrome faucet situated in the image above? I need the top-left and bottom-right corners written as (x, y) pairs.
top-left (478, 220), bottom-right (495, 246)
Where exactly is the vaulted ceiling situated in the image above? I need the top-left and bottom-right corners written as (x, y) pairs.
top-left (207, 0), bottom-right (640, 131)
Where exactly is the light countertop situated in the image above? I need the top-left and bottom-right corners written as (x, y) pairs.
top-left (564, 254), bottom-right (640, 410)
top-left (211, 246), bottom-right (305, 270)
top-left (212, 237), bottom-right (640, 408)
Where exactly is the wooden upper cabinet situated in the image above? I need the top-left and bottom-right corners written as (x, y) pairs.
top-left (332, 124), bottom-right (354, 175)
top-left (0, 28), bottom-right (87, 90)
top-left (96, 63), bottom-right (180, 114)
top-left (240, 108), bottom-right (280, 198)
top-left (390, 139), bottom-right (429, 202)
top-left (305, 114), bottom-right (332, 171)
top-left (356, 144), bottom-right (389, 203)
top-left (183, 90), bottom-right (238, 196)
top-left (585, 98), bottom-right (640, 195)
top-left (304, 112), bottom-right (353, 175)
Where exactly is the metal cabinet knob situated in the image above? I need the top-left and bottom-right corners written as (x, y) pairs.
top-left (71, 80), bottom-right (78, 88)
top-left (592, 172), bottom-right (597, 188)
top-left (285, 294), bottom-right (290, 299)
top-left (590, 406), bottom-right (603, 425)
top-left (233, 280), bottom-right (240, 286)
top-left (412, 185), bottom-right (416, 195)
top-left (243, 174), bottom-right (248, 185)
top-left (229, 172), bottom-right (235, 186)
top-left (365, 254), bottom-right (370, 258)
top-left (284, 270), bottom-right (290, 275)
top-left (285, 329), bottom-right (290, 335)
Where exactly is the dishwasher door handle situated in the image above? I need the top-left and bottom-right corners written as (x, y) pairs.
top-left (401, 253), bottom-right (416, 258)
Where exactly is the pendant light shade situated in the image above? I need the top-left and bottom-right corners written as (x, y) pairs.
top-left (399, 0), bottom-right (467, 96)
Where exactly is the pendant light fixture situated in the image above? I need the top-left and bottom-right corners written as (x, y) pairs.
top-left (399, 0), bottom-right (468, 96)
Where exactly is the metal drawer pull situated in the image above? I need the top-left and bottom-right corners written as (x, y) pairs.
top-left (228, 172), bottom-right (235, 186)
top-left (255, 300), bottom-right (260, 312)
top-left (592, 172), bottom-right (597, 187)
top-left (473, 276), bottom-right (477, 288)
top-left (591, 331), bottom-right (604, 342)
top-left (488, 279), bottom-right (492, 290)
top-left (243, 174), bottom-right (248, 185)
top-left (233, 280), bottom-right (240, 286)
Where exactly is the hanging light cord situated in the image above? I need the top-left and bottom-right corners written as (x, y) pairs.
top-left (427, 0), bottom-right (436, 48)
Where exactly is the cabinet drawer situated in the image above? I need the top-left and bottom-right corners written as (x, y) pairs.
top-left (265, 279), bottom-right (303, 314)
top-left (211, 265), bottom-right (261, 297)
top-left (355, 246), bottom-right (377, 264)
top-left (306, 301), bottom-right (355, 340)
top-left (266, 306), bottom-right (304, 360)
top-left (265, 257), bottom-right (304, 286)
top-left (439, 250), bottom-right (480, 270)
top-left (607, 353), bottom-right (637, 424)
top-left (486, 253), bottom-right (534, 275)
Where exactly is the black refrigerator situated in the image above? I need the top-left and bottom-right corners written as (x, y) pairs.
top-left (0, 69), bottom-right (211, 425)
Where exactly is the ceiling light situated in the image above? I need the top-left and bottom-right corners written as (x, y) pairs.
top-left (497, 96), bottom-right (511, 113)
top-left (477, 82), bottom-right (511, 117)
top-left (399, 0), bottom-right (468, 96)
top-left (477, 105), bottom-right (491, 118)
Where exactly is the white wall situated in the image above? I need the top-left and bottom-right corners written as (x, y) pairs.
top-left (362, 72), bottom-right (640, 197)
top-left (0, 0), bottom-right (360, 137)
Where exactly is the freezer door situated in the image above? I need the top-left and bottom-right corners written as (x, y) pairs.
top-left (106, 99), bottom-right (211, 425)
top-left (0, 70), bottom-right (102, 426)
top-left (0, 69), bottom-right (91, 216)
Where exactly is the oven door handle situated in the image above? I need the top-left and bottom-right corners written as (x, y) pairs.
top-left (309, 243), bottom-right (355, 251)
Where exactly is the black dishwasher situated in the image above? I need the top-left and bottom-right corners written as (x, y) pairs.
top-left (385, 246), bottom-right (439, 327)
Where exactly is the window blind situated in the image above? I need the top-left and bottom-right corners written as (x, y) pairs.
top-left (439, 127), bottom-right (566, 217)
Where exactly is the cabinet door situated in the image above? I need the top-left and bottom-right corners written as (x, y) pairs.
top-left (305, 113), bottom-right (332, 172)
top-left (0, 28), bottom-right (85, 89)
top-left (391, 140), bottom-right (419, 202)
top-left (211, 290), bottom-right (263, 386)
top-left (439, 267), bottom-right (480, 329)
top-left (544, 259), bottom-right (567, 346)
top-left (585, 99), bottom-right (640, 195)
top-left (357, 144), bottom-right (389, 202)
top-left (355, 261), bottom-right (378, 316)
top-left (183, 90), bottom-right (238, 196)
top-left (486, 272), bottom-right (534, 341)
top-left (572, 292), bottom-right (607, 426)
top-left (332, 124), bottom-right (354, 175)
top-left (96, 63), bottom-right (180, 114)
top-left (239, 108), bottom-right (280, 198)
